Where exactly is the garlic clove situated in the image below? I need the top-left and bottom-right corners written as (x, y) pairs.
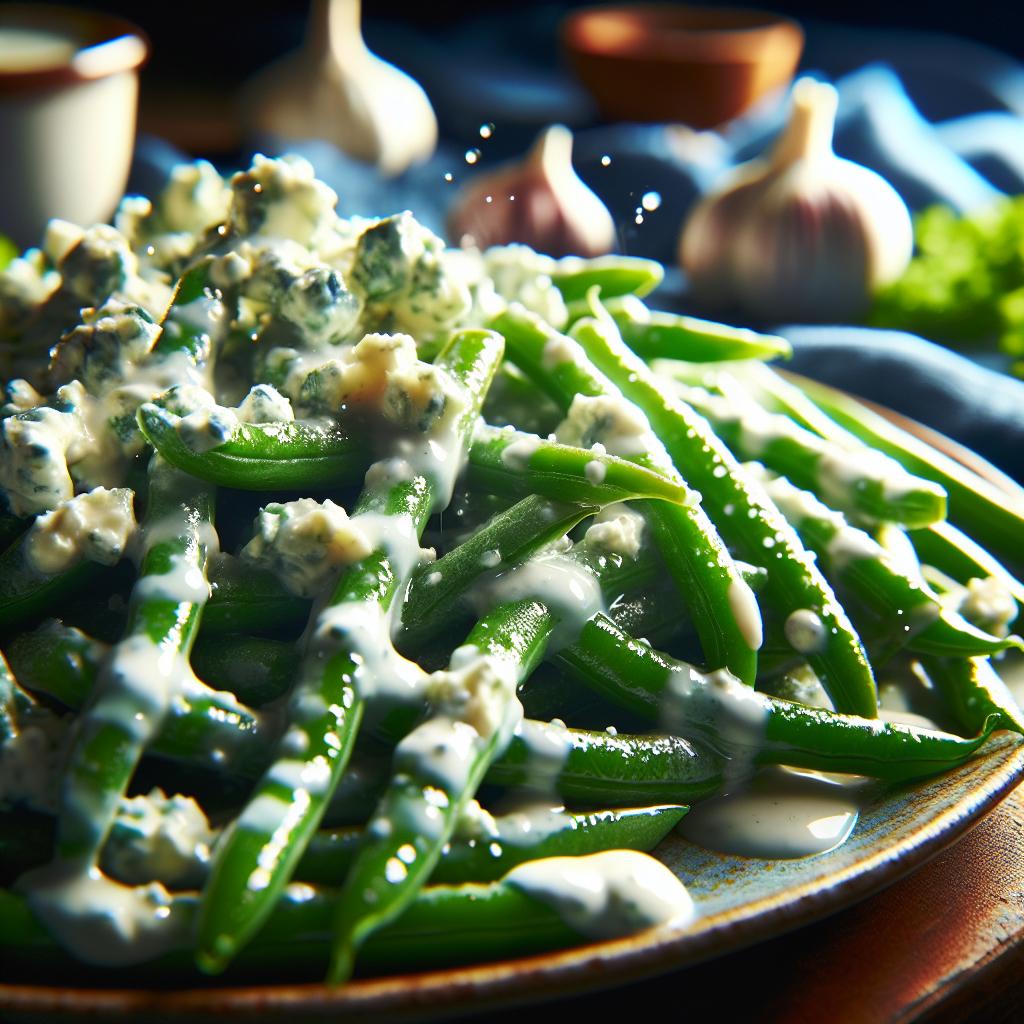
top-left (242, 0), bottom-right (437, 179)
top-left (448, 124), bottom-right (616, 257)
top-left (679, 77), bottom-right (913, 323)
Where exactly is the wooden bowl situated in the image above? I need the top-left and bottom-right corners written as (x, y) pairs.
top-left (561, 4), bottom-right (804, 128)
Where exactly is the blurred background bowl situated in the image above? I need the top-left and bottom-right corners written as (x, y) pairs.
top-left (561, 3), bottom-right (804, 128)
top-left (0, 3), bottom-right (148, 246)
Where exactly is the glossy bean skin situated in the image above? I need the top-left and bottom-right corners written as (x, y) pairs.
top-left (570, 314), bottom-right (877, 718)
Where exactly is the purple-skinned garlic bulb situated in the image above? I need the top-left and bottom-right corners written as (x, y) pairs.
top-left (448, 125), bottom-right (616, 257)
top-left (679, 78), bottom-right (913, 322)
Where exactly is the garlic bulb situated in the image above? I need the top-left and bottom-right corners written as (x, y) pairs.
top-left (679, 78), bottom-right (913, 322)
top-left (242, 0), bottom-right (437, 178)
top-left (448, 125), bottom-right (616, 258)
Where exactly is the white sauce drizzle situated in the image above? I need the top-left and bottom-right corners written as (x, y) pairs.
top-left (784, 609), bottom-right (827, 654)
top-left (661, 668), bottom-right (770, 785)
top-left (728, 578), bottom-right (763, 651)
top-left (506, 850), bottom-right (696, 938)
top-left (499, 431), bottom-right (542, 471)
top-left (472, 552), bottom-right (605, 651)
top-left (677, 767), bottom-right (862, 859)
top-left (513, 718), bottom-right (574, 795)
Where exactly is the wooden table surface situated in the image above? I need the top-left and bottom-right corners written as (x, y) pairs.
top-left (465, 783), bottom-right (1024, 1024)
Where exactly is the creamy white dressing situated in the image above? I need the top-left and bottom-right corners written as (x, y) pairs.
top-left (784, 609), bottom-right (827, 655)
top-left (394, 718), bottom-right (482, 793)
top-left (498, 430), bottom-right (543, 471)
top-left (677, 767), bottom-right (862, 859)
top-left (513, 718), bottom-right (574, 795)
top-left (815, 446), bottom-right (918, 511)
top-left (312, 600), bottom-right (427, 705)
top-left (727, 578), bottom-right (764, 651)
top-left (661, 667), bottom-right (770, 783)
top-left (0, 27), bottom-right (76, 71)
top-left (506, 850), bottom-right (696, 938)
top-left (472, 552), bottom-right (605, 651)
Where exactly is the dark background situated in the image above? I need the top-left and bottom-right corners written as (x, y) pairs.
top-left (54, 1), bottom-right (1024, 158)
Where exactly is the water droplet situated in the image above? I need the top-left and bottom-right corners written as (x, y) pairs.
top-left (479, 122), bottom-right (494, 139)
top-left (443, 171), bottom-right (454, 182)
top-left (465, 149), bottom-right (481, 164)
top-left (600, 155), bottom-right (612, 166)
top-left (641, 191), bottom-right (662, 211)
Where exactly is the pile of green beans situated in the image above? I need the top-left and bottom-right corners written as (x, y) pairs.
top-left (1, 163), bottom-right (1023, 991)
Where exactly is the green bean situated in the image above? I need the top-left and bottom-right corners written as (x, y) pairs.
top-left (302, 804), bottom-right (686, 885)
top-left (50, 458), bottom-right (215, 865)
top-left (568, 294), bottom-right (792, 363)
top-left (400, 494), bottom-right (596, 650)
top-left (138, 404), bottom-right (690, 508)
top-left (921, 655), bottom-right (1024, 736)
top-left (909, 521), bottom-right (1024, 610)
top-left (0, 529), bottom-right (101, 632)
top-left (570, 313), bottom-right (877, 717)
top-left (5, 618), bottom-right (274, 776)
top-left (0, 879), bottom-right (585, 974)
top-left (467, 425), bottom-right (696, 507)
top-left (753, 468), bottom-right (1021, 658)
top-left (196, 328), bottom-right (503, 975)
top-left (491, 725), bottom-right (724, 804)
top-left (202, 553), bottom-right (312, 635)
top-left (492, 305), bottom-right (759, 684)
top-left (5, 620), bottom-right (108, 708)
top-left (190, 635), bottom-right (295, 707)
top-left (551, 254), bottom-right (663, 303)
top-left (563, 613), bottom-right (995, 782)
top-left (328, 597), bottom-right (554, 982)
top-left (682, 383), bottom-right (947, 528)
top-left (137, 408), bottom-right (362, 490)
top-left (794, 373), bottom-right (1024, 566)
top-left (0, 803), bottom-right (686, 890)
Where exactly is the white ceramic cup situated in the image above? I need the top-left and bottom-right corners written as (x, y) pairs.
top-left (0, 5), bottom-right (148, 247)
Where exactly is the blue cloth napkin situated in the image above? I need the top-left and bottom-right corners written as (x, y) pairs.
top-left (780, 326), bottom-right (1024, 483)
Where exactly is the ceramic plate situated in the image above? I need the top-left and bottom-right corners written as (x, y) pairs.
top-left (2, 408), bottom-right (1022, 1022)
